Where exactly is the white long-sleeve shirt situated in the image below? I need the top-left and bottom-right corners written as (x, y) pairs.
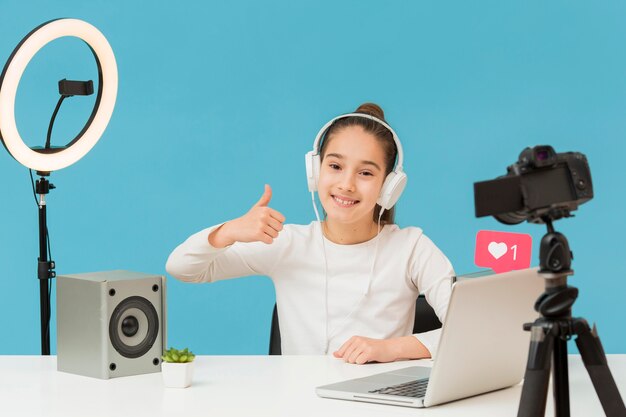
top-left (165, 221), bottom-right (455, 357)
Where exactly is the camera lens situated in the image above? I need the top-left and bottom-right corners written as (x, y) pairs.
top-left (494, 211), bottom-right (526, 225)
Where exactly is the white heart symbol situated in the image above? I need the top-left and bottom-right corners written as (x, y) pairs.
top-left (488, 242), bottom-right (508, 260)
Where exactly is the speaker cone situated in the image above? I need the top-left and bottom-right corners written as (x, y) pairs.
top-left (109, 296), bottom-right (159, 358)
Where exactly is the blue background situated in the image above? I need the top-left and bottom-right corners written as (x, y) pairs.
top-left (0, 1), bottom-right (624, 355)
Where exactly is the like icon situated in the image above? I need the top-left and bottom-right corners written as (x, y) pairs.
top-left (475, 230), bottom-right (532, 274)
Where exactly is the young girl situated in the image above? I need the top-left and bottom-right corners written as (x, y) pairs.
top-left (166, 103), bottom-right (454, 364)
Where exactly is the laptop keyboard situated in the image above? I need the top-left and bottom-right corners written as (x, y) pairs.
top-left (368, 378), bottom-right (429, 398)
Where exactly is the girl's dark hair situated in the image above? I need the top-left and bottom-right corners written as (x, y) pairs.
top-left (319, 103), bottom-right (398, 225)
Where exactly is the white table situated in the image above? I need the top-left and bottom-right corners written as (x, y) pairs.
top-left (0, 355), bottom-right (624, 417)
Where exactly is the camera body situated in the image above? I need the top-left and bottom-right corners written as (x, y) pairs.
top-left (474, 145), bottom-right (593, 224)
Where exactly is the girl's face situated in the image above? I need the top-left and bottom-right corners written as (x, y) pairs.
top-left (318, 125), bottom-right (387, 227)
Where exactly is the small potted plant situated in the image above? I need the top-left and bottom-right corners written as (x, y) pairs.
top-left (161, 347), bottom-right (196, 388)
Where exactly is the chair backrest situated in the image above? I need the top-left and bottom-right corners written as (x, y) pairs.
top-left (268, 295), bottom-right (442, 355)
top-left (269, 304), bottom-right (282, 355)
top-left (412, 294), bottom-right (442, 333)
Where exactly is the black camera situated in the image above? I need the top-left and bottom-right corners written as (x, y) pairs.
top-left (474, 145), bottom-right (593, 224)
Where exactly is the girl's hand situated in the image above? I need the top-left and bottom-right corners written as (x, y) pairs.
top-left (209, 184), bottom-right (286, 248)
top-left (333, 335), bottom-right (431, 364)
top-left (333, 336), bottom-right (397, 365)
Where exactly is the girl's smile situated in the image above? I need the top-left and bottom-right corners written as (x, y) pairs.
top-left (331, 194), bottom-right (359, 207)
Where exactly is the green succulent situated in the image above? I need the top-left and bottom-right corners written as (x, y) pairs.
top-left (162, 347), bottom-right (195, 363)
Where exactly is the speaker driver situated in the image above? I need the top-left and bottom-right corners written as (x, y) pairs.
top-left (109, 296), bottom-right (159, 358)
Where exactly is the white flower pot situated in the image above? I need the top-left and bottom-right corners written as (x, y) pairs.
top-left (162, 361), bottom-right (194, 388)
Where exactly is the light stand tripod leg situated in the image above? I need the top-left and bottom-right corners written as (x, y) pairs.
top-left (518, 322), bottom-right (556, 417)
top-left (574, 319), bottom-right (626, 417)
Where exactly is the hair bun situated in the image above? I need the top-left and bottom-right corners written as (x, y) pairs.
top-left (355, 102), bottom-right (385, 121)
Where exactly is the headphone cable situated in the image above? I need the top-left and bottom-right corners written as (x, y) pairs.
top-left (312, 189), bottom-right (385, 354)
top-left (310, 191), bottom-right (330, 354)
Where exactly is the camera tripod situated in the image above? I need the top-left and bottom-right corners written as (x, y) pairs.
top-left (517, 219), bottom-right (626, 417)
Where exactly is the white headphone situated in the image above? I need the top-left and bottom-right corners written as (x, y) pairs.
top-left (304, 113), bottom-right (407, 210)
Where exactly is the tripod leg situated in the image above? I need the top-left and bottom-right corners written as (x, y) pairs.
top-left (574, 320), bottom-right (626, 417)
top-left (553, 335), bottom-right (570, 417)
top-left (518, 322), bottom-right (556, 417)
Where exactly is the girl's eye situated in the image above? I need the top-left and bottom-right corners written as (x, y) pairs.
top-left (329, 163), bottom-right (340, 170)
top-left (360, 171), bottom-right (373, 176)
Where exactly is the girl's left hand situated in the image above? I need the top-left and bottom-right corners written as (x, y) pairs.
top-left (333, 336), bottom-right (396, 365)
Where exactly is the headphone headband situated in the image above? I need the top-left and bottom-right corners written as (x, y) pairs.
top-left (311, 113), bottom-right (404, 172)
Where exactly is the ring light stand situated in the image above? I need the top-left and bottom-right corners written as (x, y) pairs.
top-left (0, 19), bottom-right (118, 355)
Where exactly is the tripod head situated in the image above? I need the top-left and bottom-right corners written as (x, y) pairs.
top-left (535, 218), bottom-right (578, 319)
top-left (539, 218), bottom-right (572, 274)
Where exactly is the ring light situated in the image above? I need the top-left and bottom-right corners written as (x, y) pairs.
top-left (0, 19), bottom-right (118, 356)
top-left (0, 18), bottom-right (118, 172)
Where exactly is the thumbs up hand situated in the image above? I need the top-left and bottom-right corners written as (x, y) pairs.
top-left (209, 184), bottom-right (286, 248)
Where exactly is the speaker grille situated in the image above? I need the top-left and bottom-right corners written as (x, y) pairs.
top-left (109, 296), bottom-right (159, 358)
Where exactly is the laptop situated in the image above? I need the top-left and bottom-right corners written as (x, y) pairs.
top-left (316, 267), bottom-right (544, 408)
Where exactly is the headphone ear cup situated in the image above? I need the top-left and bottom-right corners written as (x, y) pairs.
top-left (377, 170), bottom-right (407, 210)
top-left (305, 151), bottom-right (320, 192)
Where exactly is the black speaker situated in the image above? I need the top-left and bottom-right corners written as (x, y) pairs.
top-left (57, 270), bottom-right (166, 379)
